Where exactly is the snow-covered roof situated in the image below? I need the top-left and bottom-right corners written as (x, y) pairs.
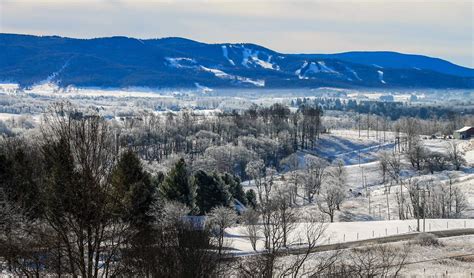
top-left (455, 126), bottom-right (473, 133)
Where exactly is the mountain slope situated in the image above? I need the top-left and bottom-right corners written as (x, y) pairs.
top-left (0, 33), bottom-right (472, 89)
top-left (304, 51), bottom-right (474, 77)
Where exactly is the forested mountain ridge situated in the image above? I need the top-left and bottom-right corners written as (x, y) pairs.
top-left (1, 33), bottom-right (473, 89)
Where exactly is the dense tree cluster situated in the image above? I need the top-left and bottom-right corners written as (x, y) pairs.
top-left (119, 103), bottom-right (323, 179)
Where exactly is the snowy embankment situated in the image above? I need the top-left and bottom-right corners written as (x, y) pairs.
top-left (304, 129), bottom-right (397, 165)
top-left (226, 219), bottom-right (474, 253)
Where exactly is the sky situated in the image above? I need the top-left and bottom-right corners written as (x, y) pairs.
top-left (1, 0), bottom-right (473, 68)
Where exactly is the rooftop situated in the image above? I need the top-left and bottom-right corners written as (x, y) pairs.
top-left (455, 126), bottom-right (474, 132)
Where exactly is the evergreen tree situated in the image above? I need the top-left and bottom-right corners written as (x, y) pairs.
top-left (42, 137), bottom-right (79, 221)
top-left (245, 189), bottom-right (257, 209)
top-left (221, 173), bottom-right (247, 205)
top-left (194, 171), bottom-right (231, 215)
top-left (2, 146), bottom-right (42, 217)
top-left (160, 158), bottom-right (196, 209)
top-left (111, 149), bottom-right (155, 227)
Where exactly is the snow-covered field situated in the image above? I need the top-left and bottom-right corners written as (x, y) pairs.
top-left (309, 130), bottom-right (396, 165)
top-left (226, 219), bottom-right (474, 253)
top-left (234, 131), bottom-right (474, 258)
top-left (295, 235), bottom-right (474, 277)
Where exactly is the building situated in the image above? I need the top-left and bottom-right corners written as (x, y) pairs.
top-left (453, 126), bottom-right (474, 139)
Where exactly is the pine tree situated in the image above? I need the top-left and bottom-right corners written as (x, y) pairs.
top-left (160, 158), bottom-right (196, 209)
top-left (245, 189), bottom-right (257, 209)
top-left (111, 149), bottom-right (155, 227)
top-left (221, 173), bottom-right (247, 205)
top-left (194, 171), bottom-right (231, 215)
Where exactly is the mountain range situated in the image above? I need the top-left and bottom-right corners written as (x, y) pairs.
top-left (1, 33), bottom-right (473, 89)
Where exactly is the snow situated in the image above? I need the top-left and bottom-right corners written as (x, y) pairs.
top-left (402, 235), bottom-right (474, 276)
top-left (345, 66), bottom-right (362, 81)
top-left (377, 70), bottom-right (386, 84)
top-left (23, 83), bottom-right (176, 98)
top-left (200, 66), bottom-right (265, 87)
top-left (226, 219), bottom-right (474, 253)
top-left (239, 77), bottom-right (265, 87)
top-left (200, 66), bottom-right (231, 79)
top-left (455, 126), bottom-right (473, 133)
top-left (241, 47), bottom-right (252, 68)
top-left (466, 149), bottom-right (474, 165)
top-left (317, 61), bottom-right (338, 74)
top-left (307, 132), bottom-right (395, 165)
top-left (295, 61), bottom-right (320, 79)
top-left (165, 57), bottom-right (196, 68)
top-left (194, 82), bottom-right (214, 93)
top-left (0, 83), bottom-right (20, 92)
top-left (307, 62), bottom-right (321, 73)
top-left (298, 235), bottom-right (474, 276)
top-left (235, 130), bottom-right (474, 256)
top-left (43, 59), bottom-right (70, 83)
top-left (221, 45), bottom-right (235, 66)
top-left (295, 61), bottom-right (309, 79)
top-left (240, 46), bottom-right (278, 70)
top-left (295, 61), bottom-right (339, 79)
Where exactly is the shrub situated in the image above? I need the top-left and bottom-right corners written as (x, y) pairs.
top-left (412, 233), bottom-right (443, 247)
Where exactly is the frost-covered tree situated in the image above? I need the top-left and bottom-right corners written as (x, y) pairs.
top-left (241, 208), bottom-right (260, 251)
top-left (207, 206), bottom-right (237, 255)
top-left (303, 156), bottom-right (328, 203)
top-left (448, 141), bottom-right (465, 171)
top-left (280, 153), bottom-right (301, 204)
top-left (317, 183), bottom-right (345, 222)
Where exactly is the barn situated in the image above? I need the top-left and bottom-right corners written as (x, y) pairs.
top-left (453, 126), bottom-right (474, 139)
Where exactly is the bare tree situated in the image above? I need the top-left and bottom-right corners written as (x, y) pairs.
top-left (346, 243), bottom-right (411, 277)
top-left (208, 206), bottom-right (237, 255)
top-left (378, 151), bottom-right (390, 184)
top-left (448, 141), bottom-right (465, 171)
top-left (399, 117), bottom-right (419, 151)
top-left (277, 213), bottom-right (337, 278)
top-left (424, 150), bottom-right (449, 174)
top-left (274, 187), bottom-right (297, 247)
top-left (303, 156), bottom-right (328, 203)
top-left (452, 187), bottom-right (468, 218)
top-left (241, 208), bottom-right (260, 251)
top-left (386, 151), bottom-right (402, 184)
top-left (237, 210), bottom-right (333, 278)
top-left (407, 138), bottom-right (426, 171)
top-left (245, 159), bottom-right (265, 199)
top-left (280, 153), bottom-right (301, 205)
top-left (317, 183), bottom-right (345, 223)
top-left (327, 159), bottom-right (347, 210)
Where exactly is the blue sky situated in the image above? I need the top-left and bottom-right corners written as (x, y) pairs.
top-left (1, 0), bottom-right (472, 68)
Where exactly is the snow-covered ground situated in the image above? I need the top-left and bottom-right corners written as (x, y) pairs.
top-left (226, 219), bottom-right (474, 253)
top-left (235, 131), bottom-right (474, 257)
top-left (309, 130), bottom-right (396, 165)
top-left (294, 235), bottom-right (474, 277)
